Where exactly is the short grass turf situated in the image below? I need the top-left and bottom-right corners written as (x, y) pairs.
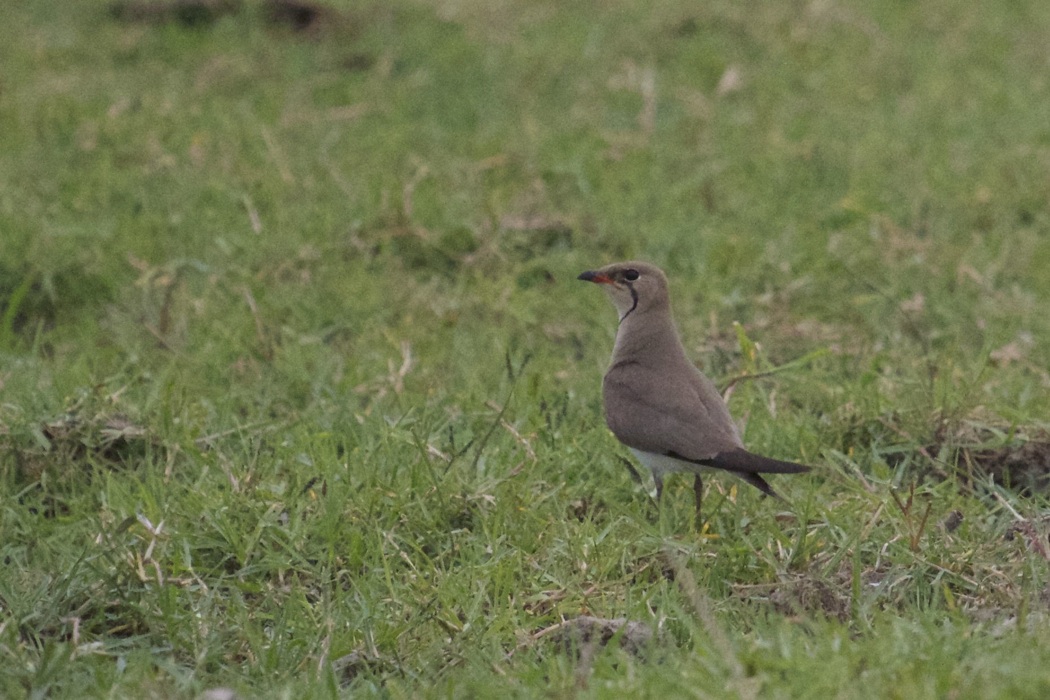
top-left (2, 0), bottom-right (1050, 697)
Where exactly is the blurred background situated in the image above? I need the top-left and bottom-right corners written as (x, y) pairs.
top-left (1, 0), bottom-right (1049, 696)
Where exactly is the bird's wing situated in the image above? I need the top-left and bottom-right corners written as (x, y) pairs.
top-left (602, 360), bottom-right (741, 460)
top-left (604, 362), bottom-right (812, 477)
top-left (695, 448), bottom-right (811, 475)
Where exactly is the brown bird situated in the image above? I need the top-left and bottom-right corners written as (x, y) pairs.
top-left (578, 261), bottom-right (810, 518)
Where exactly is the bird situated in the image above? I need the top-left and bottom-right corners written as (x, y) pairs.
top-left (578, 261), bottom-right (810, 520)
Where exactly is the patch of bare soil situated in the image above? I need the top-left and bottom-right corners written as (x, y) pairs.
top-left (965, 437), bottom-right (1050, 494)
top-left (840, 408), bottom-right (1050, 497)
top-left (4, 410), bottom-right (151, 484)
top-left (522, 616), bottom-right (658, 659)
top-left (109, 0), bottom-right (354, 36)
top-left (735, 567), bottom-right (872, 623)
top-left (1004, 516), bottom-right (1050, 564)
top-left (767, 577), bottom-right (852, 622)
top-left (1, 405), bottom-right (153, 518)
top-left (934, 420), bottom-right (1050, 496)
top-left (263, 0), bottom-right (360, 39)
top-left (110, 0), bottom-right (241, 26)
top-left (264, 0), bottom-right (332, 32)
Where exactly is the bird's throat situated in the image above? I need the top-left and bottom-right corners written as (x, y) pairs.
top-left (618, 284), bottom-right (639, 323)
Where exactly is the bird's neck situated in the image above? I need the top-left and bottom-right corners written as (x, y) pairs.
top-left (612, 306), bottom-right (687, 365)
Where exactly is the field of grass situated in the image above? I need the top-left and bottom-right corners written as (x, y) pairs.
top-left (2, 0), bottom-right (1050, 696)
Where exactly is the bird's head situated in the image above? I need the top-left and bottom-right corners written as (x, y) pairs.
top-left (577, 261), bottom-right (670, 321)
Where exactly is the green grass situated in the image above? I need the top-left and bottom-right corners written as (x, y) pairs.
top-left (2, 0), bottom-right (1050, 696)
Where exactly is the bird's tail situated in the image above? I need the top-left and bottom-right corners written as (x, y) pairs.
top-left (701, 448), bottom-right (811, 475)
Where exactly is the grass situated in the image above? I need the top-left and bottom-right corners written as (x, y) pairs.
top-left (2, 0), bottom-right (1050, 696)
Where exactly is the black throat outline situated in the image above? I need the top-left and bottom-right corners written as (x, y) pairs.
top-left (618, 283), bottom-right (639, 323)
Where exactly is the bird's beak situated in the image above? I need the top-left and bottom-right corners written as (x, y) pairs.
top-left (578, 270), bottom-right (613, 284)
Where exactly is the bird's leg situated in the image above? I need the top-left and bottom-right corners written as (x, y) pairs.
top-left (618, 455), bottom-right (645, 486)
top-left (646, 474), bottom-right (664, 523)
top-left (693, 474), bottom-right (704, 530)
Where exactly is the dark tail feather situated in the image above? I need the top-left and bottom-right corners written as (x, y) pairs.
top-left (700, 448), bottom-right (811, 475)
top-left (735, 472), bottom-right (780, 499)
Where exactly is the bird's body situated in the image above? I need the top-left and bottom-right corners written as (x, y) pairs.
top-left (578, 261), bottom-right (810, 515)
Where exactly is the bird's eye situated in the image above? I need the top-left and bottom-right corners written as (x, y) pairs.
top-left (624, 269), bottom-right (640, 281)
